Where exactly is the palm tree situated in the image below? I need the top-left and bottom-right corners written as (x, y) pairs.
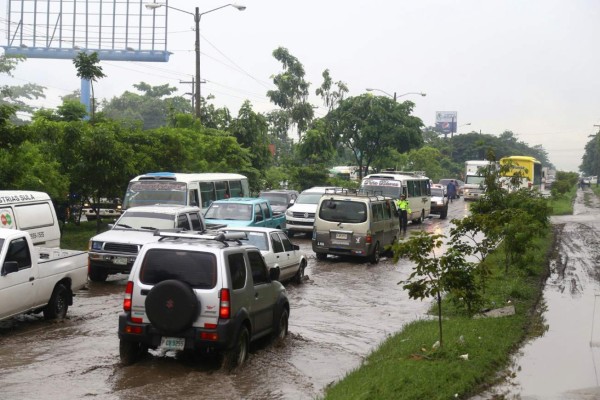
top-left (73, 52), bottom-right (106, 120)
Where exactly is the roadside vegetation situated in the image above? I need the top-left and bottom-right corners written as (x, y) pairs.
top-left (324, 156), bottom-right (565, 400)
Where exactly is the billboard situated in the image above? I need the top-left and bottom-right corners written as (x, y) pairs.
top-left (435, 111), bottom-right (457, 135)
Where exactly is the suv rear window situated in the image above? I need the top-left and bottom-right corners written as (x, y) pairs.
top-left (140, 249), bottom-right (217, 289)
top-left (319, 199), bottom-right (367, 223)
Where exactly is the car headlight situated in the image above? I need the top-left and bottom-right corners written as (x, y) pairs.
top-left (90, 241), bottom-right (103, 251)
top-left (286, 210), bottom-right (293, 217)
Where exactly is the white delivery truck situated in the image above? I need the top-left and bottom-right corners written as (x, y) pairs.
top-left (0, 191), bottom-right (61, 247)
top-left (463, 160), bottom-right (494, 201)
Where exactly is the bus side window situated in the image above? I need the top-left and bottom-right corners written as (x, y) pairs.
top-left (200, 182), bottom-right (216, 209)
top-left (421, 180), bottom-right (430, 196)
top-left (215, 181), bottom-right (228, 200)
top-left (407, 181), bottom-right (414, 198)
top-left (189, 189), bottom-right (200, 207)
top-left (229, 180), bottom-right (243, 197)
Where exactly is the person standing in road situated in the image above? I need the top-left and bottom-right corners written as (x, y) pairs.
top-left (447, 180), bottom-right (457, 202)
top-left (396, 194), bottom-right (411, 235)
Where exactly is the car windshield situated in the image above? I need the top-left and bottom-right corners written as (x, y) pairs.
top-left (319, 200), bottom-right (367, 223)
top-left (114, 211), bottom-right (175, 230)
top-left (466, 176), bottom-right (486, 185)
top-left (259, 193), bottom-right (287, 206)
top-left (205, 203), bottom-right (252, 220)
top-left (295, 193), bottom-right (323, 204)
top-left (431, 188), bottom-right (444, 197)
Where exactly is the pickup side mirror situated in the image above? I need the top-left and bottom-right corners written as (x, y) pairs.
top-left (2, 261), bottom-right (19, 276)
top-left (288, 199), bottom-right (295, 207)
top-left (292, 244), bottom-right (299, 251)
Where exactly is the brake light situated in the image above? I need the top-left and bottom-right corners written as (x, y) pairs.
top-left (366, 230), bottom-right (372, 244)
top-left (123, 281), bottom-right (133, 312)
top-left (219, 288), bottom-right (231, 319)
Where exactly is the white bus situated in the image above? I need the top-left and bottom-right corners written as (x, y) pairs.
top-left (123, 172), bottom-right (249, 211)
top-left (359, 171), bottom-right (431, 224)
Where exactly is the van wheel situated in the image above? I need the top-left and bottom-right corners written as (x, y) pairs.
top-left (293, 260), bottom-right (306, 284)
top-left (273, 308), bottom-right (289, 342)
top-left (316, 252), bottom-right (327, 261)
top-left (119, 340), bottom-right (147, 366)
top-left (43, 284), bottom-right (69, 320)
top-left (88, 266), bottom-right (108, 282)
top-left (223, 326), bottom-right (250, 371)
top-left (369, 242), bottom-right (380, 264)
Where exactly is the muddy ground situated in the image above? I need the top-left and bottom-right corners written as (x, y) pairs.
top-left (473, 187), bottom-right (600, 400)
top-left (0, 200), bottom-right (469, 400)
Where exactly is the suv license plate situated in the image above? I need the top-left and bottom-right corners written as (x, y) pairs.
top-left (335, 233), bottom-right (348, 240)
top-left (113, 257), bottom-right (128, 265)
top-left (160, 337), bottom-right (185, 351)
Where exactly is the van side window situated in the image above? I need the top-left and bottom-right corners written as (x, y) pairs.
top-left (248, 251), bottom-right (269, 285)
top-left (188, 189), bottom-right (200, 207)
top-left (200, 182), bottom-right (216, 208)
top-left (228, 253), bottom-right (246, 290)
top-left (407, 181), bottom-right (414, 198)
top-left (215, 181), bottom-right (228, 200)
top-left (414, 181), bottom-right (422, 196)
top-left (371, 204), bottom-right (379, 222)
top-left (189, 213), bottom-right (203, 231)
top-left (270, 233), bottom-right (284, 253)
top-left (229, 180), bottom-right (243, 197)
top-left (383, 201), bottom-right (392, 219)
top-left (177, 214), bottom-right (191, 230)
top-left (6, 237), bottom-right (33, 270)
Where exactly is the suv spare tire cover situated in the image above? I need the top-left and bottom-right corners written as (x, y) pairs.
top-left (145, 279), bottom-right (199, 335)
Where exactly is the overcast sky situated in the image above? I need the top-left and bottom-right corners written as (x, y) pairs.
top-left (2, 0), bottom-right (599, 172)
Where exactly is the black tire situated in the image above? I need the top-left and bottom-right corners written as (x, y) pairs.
top-left (293, 260), bottom-right (306, 284)
top-left (316, 252), bottom-right (327, 261)
top-left (223, 326), bottom-right (250, 371)
top-left (43, 284), bottom-right (69, 320)
top-left (119, 339), bottom-right (147, 366)
top-left (287, 231), bottom-right (295, 238)
top-left (145, 280), bottom-right (198, 335)
top-left (88, 266), bottom-right (108, 282)
top-left (369, 242), bottom-right (380, 264)
top-left (273, 308), bottom-right (289, 341)
top-left (440, 206), bottom-right (448, 220)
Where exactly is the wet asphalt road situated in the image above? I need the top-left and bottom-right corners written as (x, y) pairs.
top-left (0, 199), bottom-right (470, 400)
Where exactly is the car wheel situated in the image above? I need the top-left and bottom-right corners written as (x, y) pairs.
top-left (223, 326), bottom-right (250, 371)
top-left (369, 242), bottom-right (380, 264)
top-left (316, 252), bottom-right (327, 261)
top-left (293, 260), bottom-right (306, 284)
top-left (119, 339), bottom-right (147, 366)
top-left (88, 266), bottom-right (108, 282)
top-left (273, 308), bottom-right (289, 342)
top-left (43, 284), bottom-right (69, 320)
top-left (145, 280), bottom-right (198, 335)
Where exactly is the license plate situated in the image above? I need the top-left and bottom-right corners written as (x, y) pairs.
top-left (160, 336), bottom-right (185, 351)
top-left (335, 233), bottom-right (348, 240)
top-left (113, 257), bottom-right (128, 265)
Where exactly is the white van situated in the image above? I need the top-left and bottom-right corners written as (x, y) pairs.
top-left (285, 186), bottom-right (342, 237)
top-left (312, 189), bottom-right (399, 263)
top-left (0, 191), bottom-right (61, 247)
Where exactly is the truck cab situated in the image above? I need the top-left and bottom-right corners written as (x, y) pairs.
top-left (204, 198), bottom-right (286, 229)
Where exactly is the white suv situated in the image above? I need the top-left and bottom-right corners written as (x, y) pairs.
top-left (118, 231), bottom-right (290, 369)
top-left (285, 186), bottom-right (341, 237)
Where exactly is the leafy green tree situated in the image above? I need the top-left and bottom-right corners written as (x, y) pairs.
top-left (73, 52), bottom-right (106, 120)
top-left (267, 47), bottom-right (314, 139)
top-left (326, 94), bottom-right (423, 180)
top-left (315, 69), bottom-right (348, 112)
top-left (580, 133), bottom-right (599, 176)
top-left (228, 101), bottom-right (271, 173)
top-left (0, 55), bottom-right (46, 123)
top-left (394, 231), bottom-right (478, 347)
top-left (406, 146), bottom-right (448, 182)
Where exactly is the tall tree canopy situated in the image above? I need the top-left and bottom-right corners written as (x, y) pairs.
top-left (73, 52), bottom-right (106, 119)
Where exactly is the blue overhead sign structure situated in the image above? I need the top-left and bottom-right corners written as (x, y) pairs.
top-left (3, 0), bottom-right (170, 62)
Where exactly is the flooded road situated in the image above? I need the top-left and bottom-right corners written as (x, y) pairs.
top-left (0, 200), bottom-right (469, 400)
top-left (474, 187), bottom-right (600, 400)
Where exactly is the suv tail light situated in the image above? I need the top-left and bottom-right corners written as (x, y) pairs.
top-left (123, 281), bottom-right (133, 312)
top-left (219, 288), bottom-right (231, 319)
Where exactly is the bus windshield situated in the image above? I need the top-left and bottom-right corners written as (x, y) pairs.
top-left (123, 181), bottom-right (187, 209)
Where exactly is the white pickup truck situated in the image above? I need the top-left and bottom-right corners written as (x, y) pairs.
top-left (0, 228), bottom-right (88, 321)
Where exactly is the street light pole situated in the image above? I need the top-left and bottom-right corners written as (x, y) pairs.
top-left (145, 3), bottom-right (246, 121)
top-left (366, 88), bottom-right (426, 102)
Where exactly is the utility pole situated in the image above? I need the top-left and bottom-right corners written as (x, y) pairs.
top-left (180, 78), bottom-right (195, 110)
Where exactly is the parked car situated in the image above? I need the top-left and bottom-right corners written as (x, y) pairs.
top-left (285, 186), bottom-right (342, 237)
top-left (204, 197), bottom-right (286, 229)
top-left (219, 227), bottom-right (307, 284)
top-left (88, 205), bottom-right (216, 282)
top-left (429, 184), bottom-right (449, 219)
top-left (118, 230), bottom-right (289, 369)
top-left (0, 228), bottom-right (88, 321)
top-left (312, 189), bottom-right (399, 264)
top-left (258, 190), bottom-right (299, 215)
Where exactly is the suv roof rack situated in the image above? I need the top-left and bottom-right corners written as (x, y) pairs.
top-left (154, 231), bottom-right (247, 247)
top-left (381, 170), bottom-right (426, 176)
